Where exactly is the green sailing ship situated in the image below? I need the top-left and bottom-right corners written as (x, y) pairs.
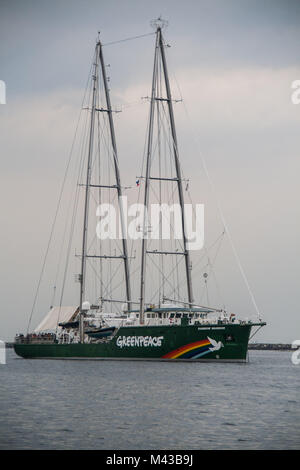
top-left (14, 19), bottom-right (266, 362)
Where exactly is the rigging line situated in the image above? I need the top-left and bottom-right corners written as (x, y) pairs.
top-left (53, 189), bottom-right (78, 312)
top-left (56, 61), bottom-right (97, 328)
top-left (145, 128), bottom-right (184, 253)
top-left (156, 103), bottom-right (188, 258)
top-left (181, 98), bottom-right (261, 319)
top-left (96, 108), bottom-right (105, 302)
top-left (26, 60), bottom-right (94, 334)
top-left (86, 256), bottom-right (121, 304)
top-left (164, 46), bottom-right (183, 104)
top-left (163, 89), bottom-right (177, 298)
top-left (146, 189), bottom-right (184, 254)
top-left (51, 102), bottom-right (92, 309)
top-left (193, 235), bottom-right (225, 279)
top-left (147, 251), bottom-right (183, 303)
top-left (150, 104), bottom-right (177, 178)
top-left (208, 233), bottom-right (226, 302)
top-left (207, 258), bottom-right (226, 310)
top-left (55, 185), bottom-right (80, 331)
top-left (99, 111), bottom-right (118, 175)
top-left (185, 187), bottom-right (225, 306)
top-left (200, 261), bottom-right (216, 307)
top-left (161, 45), bottom-right (259, 315)
top-left (160, 101), bottom-right (175, 153)
top-left (112, 264), bottom-right (140, 297)
top-left (192, 231), bottom-right (225, 271)
top-left (87, 257), bottom-right (112, 298)
top-left (107, 129), bottom-right (113, 311)
top-left (150, 257), bottom-right (185, 305)
top-left (205, 275), bottom-right (209, 306)
top-left (57, 177), bottom-right (81, 324)
top-left (128, 106), bottom-right (151, 268)
top-left (150, 257), bottom-right (184, 306)
top-left (198, 279), bottom-right (206, 305)
top-left (120, 98), bottom-right (148, 110)
top-left (50, 187), bottom-right (77, 310)
top-left (102, 32), bottom-right (155, 47)
top-left (185, 185), bottom-right (228, 310)
top-left (157, 70), bottom-right (164, 302)
top-left (168, 57), bottom-right (261, 319)
top-left (90, 112), bottom-right (111, 177)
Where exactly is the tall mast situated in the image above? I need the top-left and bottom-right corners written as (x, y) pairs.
top-left (139, 21), bottom-right (193, 325)
top-left (139, 29), bottom-right (160, 324)
top-left (158, 30), bottom-right (194, 305)
top-left (79, 43), bottom-right (98, 342)
top-left (98, 41), bottom-right (132, 313)
top-left (79, 39), bottom-right (132, 342)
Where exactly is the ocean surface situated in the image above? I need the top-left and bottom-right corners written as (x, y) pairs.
top-left (0, 349), bottom-right (299, 450)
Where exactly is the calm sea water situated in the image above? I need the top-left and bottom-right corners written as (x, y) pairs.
top-left (0, 349), bottom-right (299, 450)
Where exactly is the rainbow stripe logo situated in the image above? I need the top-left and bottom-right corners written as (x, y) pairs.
top-left (162, 337), bottom-right (223, 359)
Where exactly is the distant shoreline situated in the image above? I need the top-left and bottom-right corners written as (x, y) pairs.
top-left (248, 343), bottom-right (293, 351)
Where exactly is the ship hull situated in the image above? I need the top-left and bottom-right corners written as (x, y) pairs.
top-left (13, 323), bottom-right (259, 362)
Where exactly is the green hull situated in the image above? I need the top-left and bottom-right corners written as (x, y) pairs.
top-left (14, 323), bottom-right (262, 362)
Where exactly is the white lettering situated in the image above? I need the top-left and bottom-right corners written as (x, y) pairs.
top-left (186, 204), bottom-right (204, 251)
top-left (96, 204), bottom-right (116, 240)
top-left (115, 335), bottom-right (164, 348)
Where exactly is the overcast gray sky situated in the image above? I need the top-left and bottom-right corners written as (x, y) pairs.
top-left (1, 0), bottom-right (300, 342)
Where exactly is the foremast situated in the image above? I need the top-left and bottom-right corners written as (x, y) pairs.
top-left (139, 21), bottom-right (194, 324)
top-left (79, 39), bottom-right (132, 342)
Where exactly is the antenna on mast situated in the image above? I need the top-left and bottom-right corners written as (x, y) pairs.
top-left (150, 16), bottom-right (168, 30)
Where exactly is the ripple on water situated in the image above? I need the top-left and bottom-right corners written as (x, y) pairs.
top-left (0, 350), bottom-right (299, 450)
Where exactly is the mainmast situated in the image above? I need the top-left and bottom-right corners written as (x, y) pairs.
top-left (139, 20), bottom-right (194, 324)
top-left (79, 44), bottom-right (98, 342)
top-left (79, 38), bottom-right (132, 342)
top-left (98, 42), bottom-right (132, 314)
top-left (158, 29), bottom-right (194, 305)
top-left (139, 29), bottom-right (160, 325)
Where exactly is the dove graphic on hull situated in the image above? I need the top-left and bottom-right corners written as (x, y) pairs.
top-left (161, 337), bottom-right (224, 360)
top-left (207, 337), bottom-right (224, 352)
